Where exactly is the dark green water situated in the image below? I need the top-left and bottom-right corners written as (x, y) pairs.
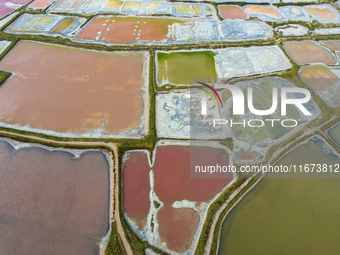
top-left (218, 140), bottom-right (340, 255)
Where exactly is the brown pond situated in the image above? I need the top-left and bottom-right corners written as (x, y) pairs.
top-left (244, 6), bottom-right (282, 19)
top-left (322, 40), bottom-right (340, 51)
top-left (0, 41), bottom-right (146, 136)
top-left (0, 139), bottom-right (110, 255)
top-left (299, 65), bottom-right (339, 91)
top-left (218, 6), bottom-right (247, 19)
top-left (283, 41), bottom-right (337, 65)
top-left (157, 205), bottom-right (200, 254)
top-left (305, 5), bottom-right (339, 23)
top-left (76, 17), bottom-right (185, 44)
top-left (123, 151), bottom-right (151, 230)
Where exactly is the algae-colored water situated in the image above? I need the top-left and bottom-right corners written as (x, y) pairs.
top-left (51, 18), bottom-right (76, 33)
top-left (329, 123), bottom-right (340, 145)
top-left (218, 140), bottom-right (340, 255)
top-left (157, 51), bottom-right (217, 86)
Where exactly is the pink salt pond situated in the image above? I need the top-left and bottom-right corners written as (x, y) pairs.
top-left (123, 151), bottom-right (151, 230)
top-left (123, 145), bottom-right (232, 253)
top-left (218, 5), bottom-right (247, 19)
top-left (28, 0), bottom-right (55, 9)
top-left (0, 0), bottom-right (31, 18)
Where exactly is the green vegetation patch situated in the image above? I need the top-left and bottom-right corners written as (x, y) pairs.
top-left (106, 222), bottom-right (127, 255)
top-left (156, 51), bottom-right (217, 86)
top-left (0, 71), bottom-right (11, 87)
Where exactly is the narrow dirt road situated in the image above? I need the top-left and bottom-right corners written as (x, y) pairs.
top-left (0, 130), bottom-right (133, 255)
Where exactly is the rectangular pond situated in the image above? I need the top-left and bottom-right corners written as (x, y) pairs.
top-left (0, 41), bottom-right (149, 138)
top-left (0, 139), bottom-right (111, 255)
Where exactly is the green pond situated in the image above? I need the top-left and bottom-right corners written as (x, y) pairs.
top-left (329, 123), bottom-right (340, 145)
top-left (218, 139), bottom-right (340, 255)
top-left (156, 51), bottom-right (217, 86)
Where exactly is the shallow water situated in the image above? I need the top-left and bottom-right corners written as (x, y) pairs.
top-left (219, 6), bottom-right (247, 19)
top-left (329, 123), bottom-right (340, 145)
top-left (283, 41), bottom-right (337, 65)
top-left (0, 140), bottom-right (110, 255)
top-left (218, 140), bottom-right (340, 255)
top-left (0, 41), bottom-right (146, 136)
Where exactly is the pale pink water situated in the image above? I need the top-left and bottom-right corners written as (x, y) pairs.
top-left (0, 140), bottom-right (110, 254)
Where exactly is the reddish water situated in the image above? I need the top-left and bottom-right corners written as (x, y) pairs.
top-left (0, 140), bottom-right (109, 255)
top-left (0, 41), bottom-right (146, 135)
top-left (0, 0), bottom-right (15, 18)
top-left (123, 151), bottom-right (150, 230)
top-left (122, 145), bottom-right (231, 253)
top-left (219, 6), bottom-right (247, 19)
top-left (0, 0), bottom-right (30, 17)
top-left (28, 0), bottom-right (54, 8)
top-left (157, 205), bottom-right (200, 253)
top-left (283, 41), bottom-right (337, 65)
top-left (77, 17), bottom-right (185, 44)
top-left (153, 146), bottom-right (232, 204)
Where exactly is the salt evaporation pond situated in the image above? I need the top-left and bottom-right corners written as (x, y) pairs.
top-left (299, 65), bottom-right (339, 91)
top-left (218, 6), bottom-right (247, 19)
top-left (28, 0), bottom-right (55, 9)
top-left (5, 14), bottom-right (85, 36)
top-left (0, 41), bottom-right (148, 138)
top-left (304, 4), bottom-right (340, 23)
top-left (0, 0), bottom-right (30, 18)
top-left (279, 6), bottom-right (311, 22)
top-left (220, 20), bottom-right (272, 41)
top-left (0, 139), bottom-right (110, 255)
top-left (123, 144), bottom-right (233, 254)
top-left (230, 77), bottom-right (317, 145)
top-left (283, 41), bottom-right (337, 65)
top-left (218, 139), bottom-right (340, 255)
top-left (329, 123), bottom-right (340, 145)
top-left (0, 40), bottom-right (11, 54)
top-left (244, 5), bottom-right (284, 21)
top-left (156, 51), bottom-right (217, 86)
top-left (156, 46), bottom-right (291, 87)
top-left (321, 40), bottom-right (340, 51)
top-left (76, 16), bottom-right (220, 44)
